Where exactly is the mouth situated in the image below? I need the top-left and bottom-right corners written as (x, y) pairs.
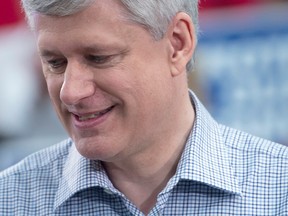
top-left (76, 106), bottom-right (115, 122)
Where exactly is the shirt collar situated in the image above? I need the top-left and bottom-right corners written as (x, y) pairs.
top-left (54, 90), bottom-right (242, 210)
top-left (173, 90), bottom-right (242, 195)
top-left (54, 145), bottom-right (115, 211)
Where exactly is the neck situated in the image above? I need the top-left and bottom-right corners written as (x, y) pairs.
top-left (103, 88), bottom-right (195, 214)
top-left (103, 131), bottom-right (188, 214)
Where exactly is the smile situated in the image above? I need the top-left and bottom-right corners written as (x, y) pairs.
top-left (77, 106), bottom-right (115, 121)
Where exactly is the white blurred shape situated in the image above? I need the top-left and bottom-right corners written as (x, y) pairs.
top-left (0, 24), bottom-right (39, 136)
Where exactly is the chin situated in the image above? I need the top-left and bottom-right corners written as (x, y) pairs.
top-left (73, 136), bottom-right (118, 161)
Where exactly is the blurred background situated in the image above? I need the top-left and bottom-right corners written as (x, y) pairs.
top-left (0, 0), bottom-right (67, 170)
top-left (0, 0), bottom-right (287, 171)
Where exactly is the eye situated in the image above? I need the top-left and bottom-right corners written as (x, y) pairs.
top-left (86, 55), bottom-right (112, 64)
top-left (47, 59), bottom-right (67, 69)
top-left (44, 58), bottom-right (67, 73)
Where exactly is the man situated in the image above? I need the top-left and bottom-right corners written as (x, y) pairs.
top-left (0, 0), bottom-right (287, 215)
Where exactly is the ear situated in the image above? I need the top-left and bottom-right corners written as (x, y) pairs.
top-left (166, 12), bottom-right (196, 76)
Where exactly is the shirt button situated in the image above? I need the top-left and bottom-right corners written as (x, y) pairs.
top-left (103, 188), bottom-right (114, 195)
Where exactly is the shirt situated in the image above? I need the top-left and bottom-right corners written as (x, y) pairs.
top-left (0, 91), bottom-right (288, 215)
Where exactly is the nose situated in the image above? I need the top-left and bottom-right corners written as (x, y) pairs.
top-left (60, 61), bottom-right (95, 106)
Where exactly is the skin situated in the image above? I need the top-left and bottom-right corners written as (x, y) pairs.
top-left (34, 0), bottom-right (196, 214)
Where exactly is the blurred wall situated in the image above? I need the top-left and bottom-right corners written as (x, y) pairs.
top-left (191, 1), bottom-right (288, 146)
top-left (0, 0), bottom-right (67, 171)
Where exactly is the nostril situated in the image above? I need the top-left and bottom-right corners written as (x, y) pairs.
top-left (60, 80), bottom-right (96, 106)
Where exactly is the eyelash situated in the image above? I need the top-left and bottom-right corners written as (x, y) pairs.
top-left (47, 59), bottom-right (67, 69)
top-left (86, 55), bottom-right (113, 65)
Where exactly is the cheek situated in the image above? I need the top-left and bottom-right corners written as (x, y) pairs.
top-left (45, 73), bottom-right (62, 95)
top-left (45, 75), bottom-right (64, 108)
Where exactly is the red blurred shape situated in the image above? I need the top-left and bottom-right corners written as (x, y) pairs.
top-left (200, 0), bottom-right (258, 9)
top-left (0, 0), bottom-right (23, 27)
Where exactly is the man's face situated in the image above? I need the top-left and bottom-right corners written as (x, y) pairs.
top-left (35, 0), bottom-right (176, 161)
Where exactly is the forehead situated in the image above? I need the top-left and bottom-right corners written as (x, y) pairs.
top-left (33, 0), bottom-right (157, 57)
top-left (34, 0), bottom-right (138, 51)
top-left (33, 0), bottom-right (127, 32)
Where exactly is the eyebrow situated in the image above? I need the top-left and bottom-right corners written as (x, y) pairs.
top-left (39, 43), bottom-right (126, 57)
top-left (39, 49), bottom-right (59, 57)
top-left (81, 44), bottom-right (126, 54)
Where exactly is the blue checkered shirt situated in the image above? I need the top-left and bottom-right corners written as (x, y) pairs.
top-left (1, 91), bottom-right (288, 215)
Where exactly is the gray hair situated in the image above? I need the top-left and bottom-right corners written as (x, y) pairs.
top-left (21, 0), bottom-right (199, 72)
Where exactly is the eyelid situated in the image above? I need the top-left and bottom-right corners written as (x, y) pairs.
top-left (46, 58), bottom-right (66, 66)
top-left (43, 57), bottom-right (67, 73)
top-left (85, 54), bottom-right (117, 68)
top-left (86, 54), bottom-right (115, 62)
top-left (86, 49), bottom-right (129, 66)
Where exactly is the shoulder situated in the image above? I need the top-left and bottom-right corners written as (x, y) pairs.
top-left (220, 124), bottom-right (288, 187)
top-left (219, 125), bottom-right (288, 210)
top-left (0, 138), bottom-right (73, 180)
top-left (0, 139), bottom-right (73, 214)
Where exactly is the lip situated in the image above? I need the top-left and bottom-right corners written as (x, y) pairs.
top-left (71, 105), bottom-right (115, 130)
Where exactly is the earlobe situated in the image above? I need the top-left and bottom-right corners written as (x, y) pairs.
top-left (168, 12), bottom-right (196, 77)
